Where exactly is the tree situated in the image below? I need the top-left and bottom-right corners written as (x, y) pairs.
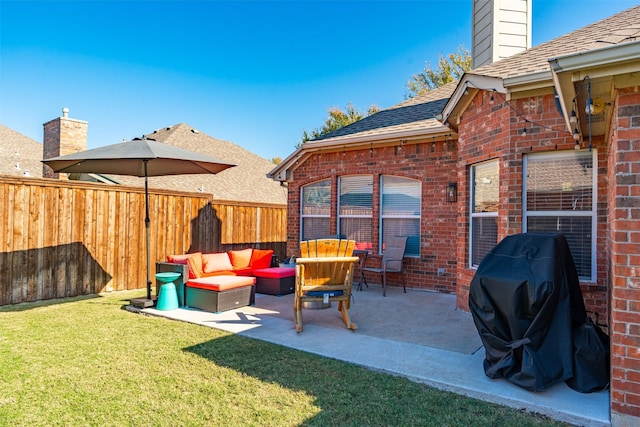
top-left (298, 103), bottom-right (379, 147)
top-left (406, 46), bottom-right (472, 98)
top-left (270, 157), bottom-right (282, 165)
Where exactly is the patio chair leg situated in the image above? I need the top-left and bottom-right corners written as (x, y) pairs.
top-left (338, 301), bottom-right (357, 330)
top-left (382, 273), bottom-right (387, 297)
top-left (402, 271), bottom-right (406, 293)
top-left (293, 297), bottom-right (303, 332)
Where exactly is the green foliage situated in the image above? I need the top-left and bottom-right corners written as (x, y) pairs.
top-left (406, 45), bottom-right (472, 97)
top-left (299, 103), bottom-right (379, 147)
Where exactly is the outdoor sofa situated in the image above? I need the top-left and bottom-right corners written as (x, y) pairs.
top-left (156, 248), bottom-right (294, 312)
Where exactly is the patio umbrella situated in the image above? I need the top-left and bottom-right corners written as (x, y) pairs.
top-left (42, 137), bottom-right (235, 303)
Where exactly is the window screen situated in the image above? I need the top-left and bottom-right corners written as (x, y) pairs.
top-left (339, 175), bottom-right (372, 248)
top-left (300, 179), bottom-right (330, 240)
top-left (524, 150), bottom-right (596, 280)
top-left (470, 160), bottom-right (499, 267)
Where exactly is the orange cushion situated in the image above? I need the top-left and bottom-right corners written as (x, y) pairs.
top-left (167, 252), bottom-right (201, 265)
top-left (232, 267), bottom-right (254, 276)
top-left (228, 248), bottom-right (253, 268)
top-left (202, 253), bottom-right (233, 274)
top-left (186, 255), bottom-right (204, 279)
top-left (250, 249), bottom-right (273, 270)
top-left (187, 275), bottom-right (255, 291)
top-left (200, 269), bottom-right (248, 277)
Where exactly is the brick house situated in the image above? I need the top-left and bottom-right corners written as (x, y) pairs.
top-left (269, 5), bottom-right (640, 425)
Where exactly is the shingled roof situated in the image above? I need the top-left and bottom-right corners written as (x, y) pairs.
top-left (0, 123), bottom-right (44, 178)
top-left (304, 6), bottom-right (640, 145)
top-left (101, 123), bottom-right (287, 205)
top-left (310, 83), bottom-right (456, 144)
top-left (471, 5), bottom-right (640, 80)
top-left (269, 6), bottom-right (640, 181)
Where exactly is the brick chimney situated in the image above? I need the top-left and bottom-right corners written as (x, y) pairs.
top-left (42, 107), bottom-right (88, 179)
top-left (472, 0), bottom-right (531, 68)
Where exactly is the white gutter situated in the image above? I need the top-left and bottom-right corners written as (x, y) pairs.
top-left (503, 70), bottom-right (553, 89)
top-left (309, 124), bottom-right (451, 147)
top-left (549, 40), bottom-right (640, 137)
top-left (549, 41), bottom-right (640, 73)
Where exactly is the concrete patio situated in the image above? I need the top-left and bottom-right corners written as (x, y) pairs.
top-left (130, 286), bottom-right (610, 426)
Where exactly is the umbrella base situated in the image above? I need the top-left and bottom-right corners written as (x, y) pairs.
top-left (130, 297), bottom-right (157, 308)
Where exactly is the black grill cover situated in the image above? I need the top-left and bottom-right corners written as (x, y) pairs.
top-left (469, 233), bottom-right (592, 392)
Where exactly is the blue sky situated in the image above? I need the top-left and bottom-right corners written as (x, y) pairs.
top-left (1, 1), bottom-right (638, 160)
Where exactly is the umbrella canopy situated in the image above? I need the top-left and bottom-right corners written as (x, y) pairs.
top-left (42, 137), bottom-right (235, 302)
top-left (42, 137), bottom-right (234, 176)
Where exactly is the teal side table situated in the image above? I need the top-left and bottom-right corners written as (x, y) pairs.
top-left (155, 272), bottom-right (181, 310)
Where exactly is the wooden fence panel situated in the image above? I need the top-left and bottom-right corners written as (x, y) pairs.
top-left (0, 177), bottom-right (287, 306)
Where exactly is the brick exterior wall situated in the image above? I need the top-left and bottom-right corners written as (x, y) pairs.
top-left (42, 111), bottom-right (88, 178)
top-left (454, 89), bottom-right (610, 320)
top-left (286, 142), bottom-right (458, 293)
top-left (609, 87), bottom-right (640, 421)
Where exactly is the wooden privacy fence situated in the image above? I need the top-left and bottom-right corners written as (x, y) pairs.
top-left (0, 177), bottom-right (287, 306)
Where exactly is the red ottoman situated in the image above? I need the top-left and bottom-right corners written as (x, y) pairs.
top-left (253, 267), bottom-right (295, 296)
top-left (185, 276), bottom-right (256, 313)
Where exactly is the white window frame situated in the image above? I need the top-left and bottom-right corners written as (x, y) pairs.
top-left (300, 179), bottom-right (331, 241)
top-left (338, 175), bottom-right (373, 245)
top-left (469, 160), bottom-right (499, 268)
top-left (380, 175), bottom-right (421, 257)
top-left (523, 149), bottom-right (597, 281)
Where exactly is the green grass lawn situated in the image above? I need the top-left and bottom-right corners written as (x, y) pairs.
top-left (0, 290), bottom-right (570, 426)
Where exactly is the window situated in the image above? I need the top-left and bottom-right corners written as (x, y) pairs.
top-left (470, 160), bottom-right (499, 267)
top-left (524, 150), bottom-right (596, 280)
top-left (300, 179), bottom-right (330, 240)
top-left (338, 175), bottom-right (372, 249)
top-left (380, 175), bottom-right (420, 257)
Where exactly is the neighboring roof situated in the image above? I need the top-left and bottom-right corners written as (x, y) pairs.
top-left (0, 123), bottom-right (44, 178)
top-left (1, 122), bottom-right (286, 205)
top-left (109, 123), bottom-right (287, 205)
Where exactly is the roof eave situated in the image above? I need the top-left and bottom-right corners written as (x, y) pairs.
top-left (550, 41), bottom-right (640, 137)
top-left (441, 75), bottom-right (506, 129)
top-left (549, 40), bottom-right (640, 75)
top-left (503, 70), bottom-right (554, 94)
top-left (267, 124), bottom-right (452, 182)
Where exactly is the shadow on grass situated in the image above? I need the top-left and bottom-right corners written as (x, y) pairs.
top-left (185, 334), bottom-right (381, 424)
top-left (185, 335), bottom-right (457, 425)
top-left (0, 293), bottom-right (100, 312)
top-left (184, 333), bottom-right (571, 426)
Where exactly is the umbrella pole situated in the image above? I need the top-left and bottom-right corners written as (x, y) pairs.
top-left (144, 160), bottom-right (152, 301)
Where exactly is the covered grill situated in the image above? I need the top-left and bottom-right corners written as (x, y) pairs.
top-left (469, 233), bottom-right (608, 392)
